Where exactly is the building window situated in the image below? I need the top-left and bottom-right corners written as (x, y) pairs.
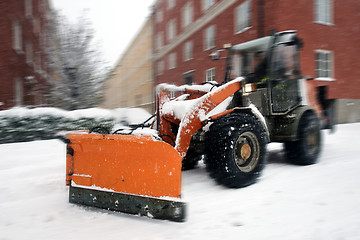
top-left (168, 52), bottom-right (177, 70)
top-left (33, 17), bottom-right (40, 34)
top-left (231, 54), bottom-right (243, 77)
top-left (157, 61), bottom-right (164, 76)
top-left (183, 71), bottom-right (194, 85)
top-left (182, 2), bottom-right (193, 28)
top-left (25, 0), bottom-right (32, 19)
top-left (235, 0), bottom-right (251, 33)
top-left (314, 0), bottom-right (333, 25)
top-left (14, 78), bottom-right (23, 106)
top-left (156, 9), bottom-right (163, 23)
top-left (315, 50), bottom-right (334, 80)
top-left (26, 41), bottom-right (33, 65)
top-left (202, 0), bottom-right (215, 11)
top-left (206, 68), bottom-right (216, 82)
top-left (167, 0), bottom-right (176, 10)
top-left (204, 25), bottom-right (216, 50)
top-left (167, 19), bottom-right (176, 42)
top-left (35, 52), bottom-right (41, 73)
top-left (156, 32), bottom-right (164, 50)
top-left (12, 20), bottom-right (22, 53)
top-left (183, 40), bottom-right (193, 61)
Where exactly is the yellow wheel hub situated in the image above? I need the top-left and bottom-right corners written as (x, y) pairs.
top-left (240, 143), bottom-right (251, 160)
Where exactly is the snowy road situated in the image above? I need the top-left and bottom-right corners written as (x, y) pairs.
top-left (1, 123), bottom-right (360, 240)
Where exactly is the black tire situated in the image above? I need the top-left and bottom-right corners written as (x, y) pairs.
top-left (182, 151), bottom-right (200, 170)
top-left (181, 134), bottom-right (204, 170)
top-left (205, 113), bottom-right (268, 188)
top-left (284, 111), bottom-right (322, 165)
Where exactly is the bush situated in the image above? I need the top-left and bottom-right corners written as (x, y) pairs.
top-left (0, 108), bottom-right (115, 144)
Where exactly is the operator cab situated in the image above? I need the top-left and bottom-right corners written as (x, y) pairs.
top-left (268, 31), bottom-right (303, 114)
top-left (214, 30), bottom-right (304, 115)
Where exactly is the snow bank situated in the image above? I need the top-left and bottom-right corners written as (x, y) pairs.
top-left (112, 108), bottom-right (152, 125)
top-left (1, 123), bottom-right (360, 239)
top-left (0, 107), bottom-right (69, 118)
top-left (0, 107), bottom-right (153, 144)
top-left (0, 107), bottom-right (151, 123)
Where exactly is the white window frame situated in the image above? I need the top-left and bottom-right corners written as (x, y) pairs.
top-left (206, 68), bottom-right (216, 82)
top-left (12, 20), bottom-right (22, 53)
top-left (204, 25), bottom-right (216, 50)
top-left (167, 19), bottom-right (176, 42)
top-left (156, 9), bottom-right (163, 23)
top-left (232, 54), bottom-right (243, 77)
top-left (156, 32), bottom-right (164, 50)
top-left (183, 40), bottom-right (193, 61)
top-left (168, 52), bottom-right (177, 70)
top-left (25, 0), bottom-right (33, 19)
top-left (314, 0), bottom-right (333, 25)
top-left (202, 0), bottom-right (215, 11)
top-left (182, 2), bottom-right (193, 28)
top-left (167, 0), bottom-right (176, 10)
top-left (315, 50), bottom-right (334, 81)
top-left (235, 0), bottom-right (251, 34)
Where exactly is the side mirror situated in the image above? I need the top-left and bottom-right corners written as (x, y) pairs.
top-left (296, 37), bottom-right (304, 50)
top-left (209, 49), bottom-right (221, 61)
top-left (289, 36), bottom-right (304, 50)
top-left (209, 49), bottom-right (227, 61)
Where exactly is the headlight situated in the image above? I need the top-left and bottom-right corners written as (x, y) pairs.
top-left (244, 83), bottom-right (257, 93)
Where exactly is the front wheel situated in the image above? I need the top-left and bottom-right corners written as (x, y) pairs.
top-left (284, 111), bottom-right (322, 165)
top-left (205, 113), bottom-right (268, 188)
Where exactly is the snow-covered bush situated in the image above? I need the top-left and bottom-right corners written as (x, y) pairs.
top-left (0, 107), bottom-right (151, 144)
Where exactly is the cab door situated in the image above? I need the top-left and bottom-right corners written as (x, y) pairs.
top-left (268, 35), bottom-right (302, 114)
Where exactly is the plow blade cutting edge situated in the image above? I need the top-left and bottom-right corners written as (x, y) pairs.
top-left (65, 133), bottom-right (186, 222)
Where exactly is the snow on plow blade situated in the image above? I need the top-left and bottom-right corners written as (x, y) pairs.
top-left (65, 133), bottom-right (186, 222)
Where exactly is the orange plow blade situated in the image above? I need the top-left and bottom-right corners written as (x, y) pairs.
top-left (64, 133), bottom-right (186, 221)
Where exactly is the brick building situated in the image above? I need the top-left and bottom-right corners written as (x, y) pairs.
top-left (152, 0), bottom-right (360, 122)
top-left (0, 0), bottom-right (51, 110)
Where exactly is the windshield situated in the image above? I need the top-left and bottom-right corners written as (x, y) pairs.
top-left (271, 34), bottom-right (300, 79)
top-left (228, 36), bottom-right (272, 80)
top-left (269, 40), bottom-right (301, 113)
top-left (230, 51), bottom-right (255, 78)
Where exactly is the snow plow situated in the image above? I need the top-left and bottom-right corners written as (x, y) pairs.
top-left (63, 31), bottom-right (332, 221)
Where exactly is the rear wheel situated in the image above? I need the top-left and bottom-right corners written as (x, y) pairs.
top-left (205, 113), bottom-right (268, 188)
top-left (284, 111), bottom-right (322, 165)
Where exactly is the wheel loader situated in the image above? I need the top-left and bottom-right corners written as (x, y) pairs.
top-left (62, 30), bottom-right (331, 222)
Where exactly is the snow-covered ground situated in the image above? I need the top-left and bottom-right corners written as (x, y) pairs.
top-left (1, 123), bottom-right (360, 240)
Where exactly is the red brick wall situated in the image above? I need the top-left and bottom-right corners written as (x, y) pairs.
top-left (0, 0), bottom-right (50, 110)
top-left (154, 0), bottom-right (258, 86)
top-left (264, 0), bottom-right (360, 99)
top-left (153, 0), bottom-right (360, 100)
